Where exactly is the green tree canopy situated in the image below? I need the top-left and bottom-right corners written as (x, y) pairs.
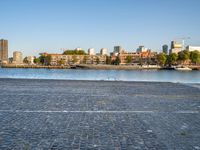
top-left (157, 53), bottom-right (167, 66)
top-left (38, 55), bottom-right (51, 65)
top-left (34, 58), bottom-right (40, 64)
top-left (167, 53), bottom-right (178, 66)
top-left (178, 50), bottom-right (190, 64)
top-left (96, 57), bottom-right (100, 64)
top-left (39, 55), bottom-right (46, 64)
top-left (190, 50), bottom-right (200, 65)
top-left (125, 55), bottom-right (132, 64)
top-left (63, 50), bottom-right (86, 55)
top-left (112, 56), bottom-right (121, 65)
top-left (45, 55), bottom-right (52, 65)
top-left (23, 57), bottom-right (28, 64)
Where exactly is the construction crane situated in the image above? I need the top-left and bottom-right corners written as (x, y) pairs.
top-left (174, 37), bottom-right (191, 50)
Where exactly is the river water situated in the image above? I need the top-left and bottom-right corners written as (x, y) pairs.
top-left (0, 68), bottom-right (199, 83)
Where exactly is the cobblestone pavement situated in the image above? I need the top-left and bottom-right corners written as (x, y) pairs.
top-left (0, 79), bottom-right (200, 150)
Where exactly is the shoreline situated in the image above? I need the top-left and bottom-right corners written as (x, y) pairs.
top-left (1, 64), bottom-right (200, 70)
top-left (0, 78), bottom-right (199, 84)
top-left (1, 64), bottom-right (160, 70)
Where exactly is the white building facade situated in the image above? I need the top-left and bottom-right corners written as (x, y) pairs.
top-left (100, 48), bottom-right (108, 55)
top-left (186, 46), bottom-right (200, 52)
top-left (13, 51), bottom-right (23, 64)
top-left (88, 48), bottom-right (95, 55)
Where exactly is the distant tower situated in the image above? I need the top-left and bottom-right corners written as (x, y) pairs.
top-left (162, 45), bottom-right (168, 54)
top-left (100, 48), bottom-right (108, 55)
top-left (137, 46), bottom-right (147, 53)
top-left (170, 41), bottom-right (182, 54)
top-left (13, 51), bottom-right (23, 64)
top-left (0, 39), bottom-right (8, 63)
top-left (88, 48), bottom-right (95, 55)
top-left (114, 46), bottom-right (122, 54)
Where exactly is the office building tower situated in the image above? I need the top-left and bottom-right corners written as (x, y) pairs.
top-left (0, 39), bottom-right (8, 63)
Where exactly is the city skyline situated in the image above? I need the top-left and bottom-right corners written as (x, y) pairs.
top-left (1, 0), bottom-right (200, 57)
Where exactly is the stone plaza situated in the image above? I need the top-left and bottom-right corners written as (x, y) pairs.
top-left (0, 79), bottom-right (200, 150)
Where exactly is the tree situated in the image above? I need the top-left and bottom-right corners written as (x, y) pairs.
top-left (190, 50), bottom-right (200, 65)
top-left (167, 53), bottom-right (178, 66)
top-left (45, 55), bottom-right (52, 65)
top-left (39, 55), bottom-right (46, 65)
top-left (106, 56), bottom-right (111, 64)
top-left (147, 57), bottom-right (152, 65)
top-left (157, 53), bottom-right (167, 66)
top-left (178, 50), bottom-right (190, 64)
top-left (96, 57), bottom-right (100, 64)
top-left (63, 50), bottom-right (86, 55)
top-left (38, 55), bottom-right (51, 65)
top-left (34, 58), bottom-right (40, 64)
top-left (23, 57), bottom-right (28, 64)
top-left (112, 56), bottom-right (121, 65)
top-left (125, 55), bottom-right (132, 64)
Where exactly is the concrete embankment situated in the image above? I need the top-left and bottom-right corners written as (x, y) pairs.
top-left (2, 64), bottom-right (200, 70)
top-left (1, 64), bottom-right (70, 69)
top-left (76, 64), bottom-right (161, 70)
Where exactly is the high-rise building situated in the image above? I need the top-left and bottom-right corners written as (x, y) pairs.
top-left (114, 46), bottom-right (122, 54)
top-left (170, 41), bottom-right (182, 54)
top-left (186, 46), bottom-right (200, 52)
top-left (162, 45), bottom-right (168, 54)
top-left (137, 46), bottom-right (147, 53)
top-left (0, 39), bottom-right (8, 63)
top-left (100, 48), bottom-right (108, 55)
top-left (13, 51), bottom-right (23, 64)
top-left (88, 48), bottom-right (95, 55)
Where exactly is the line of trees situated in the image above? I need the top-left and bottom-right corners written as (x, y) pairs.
top-left (109, 50), bottom-right (200, 66)
top-left (157, 50), bottom-right (200, 66)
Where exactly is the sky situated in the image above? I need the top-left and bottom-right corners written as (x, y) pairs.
top-left (1, 0), bottom-right (200, 57)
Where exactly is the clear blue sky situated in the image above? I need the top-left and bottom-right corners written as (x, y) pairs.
top-left (1, 0), bottom-right (200, 57)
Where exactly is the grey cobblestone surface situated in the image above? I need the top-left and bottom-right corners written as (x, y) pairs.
top-left (0, 79), bottom-right (200, 150)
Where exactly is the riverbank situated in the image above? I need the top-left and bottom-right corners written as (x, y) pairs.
top-left (1, 64), bottom-right (160, 70)
top-left (77, 64), bottom-right (200, 70)
top-left (1, 64), bottom-right (200, 70)
top-left (76, 64), bottom-right (161, 70)
top-left (1, 64), bottom-right (70, 69)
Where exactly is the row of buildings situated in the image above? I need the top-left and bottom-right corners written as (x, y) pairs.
top-left (162, 41), bottom-right (200, 55)
top-left (1, 38), bottom-right (200, 66)
top-left (0, 39), bottom-right (34, 65)
top-left (41, 46), bottom-right (157, 66)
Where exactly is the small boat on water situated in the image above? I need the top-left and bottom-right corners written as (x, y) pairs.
top-left (175, 66), bottom-right (192, 71)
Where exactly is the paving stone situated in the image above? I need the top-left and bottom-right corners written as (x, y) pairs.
top-left (0, 79), bottom-right (200, 149)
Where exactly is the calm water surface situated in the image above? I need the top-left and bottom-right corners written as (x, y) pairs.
top-left (0, 68), bottom-right (200, 83)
